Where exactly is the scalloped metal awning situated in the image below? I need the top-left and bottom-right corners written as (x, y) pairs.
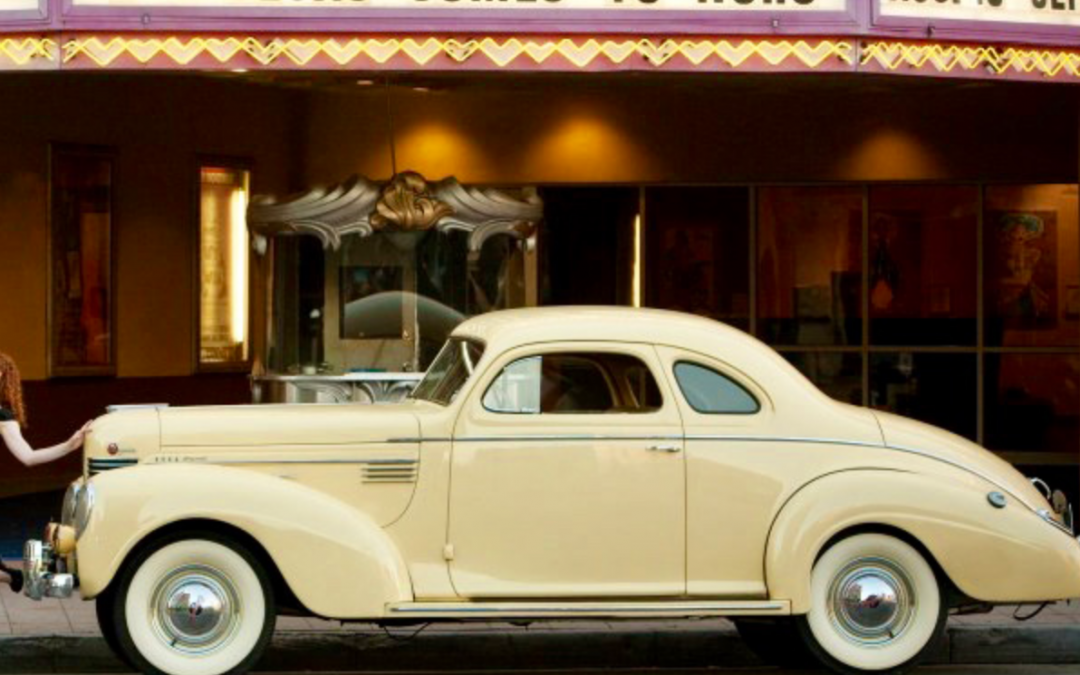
top-left (247, 171), bottom-right (543, 253)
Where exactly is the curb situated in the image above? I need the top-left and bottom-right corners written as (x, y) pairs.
top-left (0, 624), bottom-right (1077, 673)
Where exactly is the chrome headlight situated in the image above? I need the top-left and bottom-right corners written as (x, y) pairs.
top-left (73, 483), bottom-right (95, 539)
top-left (61, 481), bottom-right (82, 528)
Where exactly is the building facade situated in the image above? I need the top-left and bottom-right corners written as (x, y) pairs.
top-left (1, 0), bottom-right (1080, 546)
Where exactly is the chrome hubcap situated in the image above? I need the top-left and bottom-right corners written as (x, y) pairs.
top-left (151, 565), bottom-right (241, 656)
top-left (828, 557), bottom-right (915, 647)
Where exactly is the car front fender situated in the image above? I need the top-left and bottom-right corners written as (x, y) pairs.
top-left (766, 469), bottom-right (1080, 613)
top-left (76, 464), bottom-right (412, 619)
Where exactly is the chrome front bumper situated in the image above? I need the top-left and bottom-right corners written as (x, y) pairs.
top-left (22, 540), bottom-right (74, 600)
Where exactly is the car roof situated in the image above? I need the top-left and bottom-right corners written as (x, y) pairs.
top-left (454, 305), bottom-right (721, 340)
top-left (449, 306), bottom-right (883, 446)
top-left (453, 306), bottom-right (774, 363)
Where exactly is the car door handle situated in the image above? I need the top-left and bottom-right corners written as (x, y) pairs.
top-left (647, 444), bottom-right (682, 453)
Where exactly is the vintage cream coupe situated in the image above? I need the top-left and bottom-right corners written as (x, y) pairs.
top-left (23, 307), bottom-right (1080, 675)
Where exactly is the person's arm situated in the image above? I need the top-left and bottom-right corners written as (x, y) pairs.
top-left (0, 422), bottom-right (90, 467)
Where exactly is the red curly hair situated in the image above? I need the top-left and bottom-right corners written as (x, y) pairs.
top-left (0, 352), bottom-right (26, 427)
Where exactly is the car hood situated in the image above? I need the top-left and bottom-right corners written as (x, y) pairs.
top-left (158, 403), bottom-right (421, 447)
top-left (873, 410), bottom-right (1051, 513)
top-left (86, 403), bottom-right (423, 462)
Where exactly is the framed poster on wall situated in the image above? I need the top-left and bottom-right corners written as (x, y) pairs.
top-left (986, 210), bottom-right (1058, 333)
top-left (48, 144), bottom-right (116, 377)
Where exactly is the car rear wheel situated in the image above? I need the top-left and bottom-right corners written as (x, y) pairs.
top-left (111, 533), bottom-right (276, 675)
top-left (795, 533), bottom-right (947, 675)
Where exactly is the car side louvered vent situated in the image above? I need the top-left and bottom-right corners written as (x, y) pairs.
top-left (88, 458), bottom-right (138, 476)
top-left (361, 459), bottom-right (419, 484)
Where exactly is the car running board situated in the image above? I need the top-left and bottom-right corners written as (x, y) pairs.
top-left (386, 600), bottom-right (790, 619)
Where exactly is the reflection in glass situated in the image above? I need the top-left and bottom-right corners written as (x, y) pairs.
top-left (50, 148), bottom-right (114, 375)
top-left (985, 354), bottom-right (1080, 456)
top-left (870, 352), bottom-right (976, 440)
top-left (411, 338), bottom-right (485, 406)
top-left (645, 187), bottom-right (750, 330)
top-left (984, 185), bottom-right (1080, 348)
top-left (757, 187), bottom-right (862, 346)
top-left (469, 235), bottom-right (526, 314)
top-left (483, 356), bottom-right (542, 414)
top-left (868, 186), bottom-right (977, 346)
top-left (417, 230), bottom-right (470, 367)
top-left (783, 352), bottom-right (862, 406)
top-left (199, 166), bottom-right (251, 366)
top-left (339, 266), bottom-right (405, 339)
top-left (270, 224), bottom-right (529, 376)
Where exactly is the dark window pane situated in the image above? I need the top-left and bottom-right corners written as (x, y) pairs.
top-left (646, 187), bottom-right (750, 330)
top-left (870, 352), bottom-right (976, 440)
top-left (985, 354), bottom-right (1080, 457)
top-left (783, 352), bottom-right (863, 406)
top-left (1011, 464), bottom-right (1078, 522)
top-left (483, 352), bottom-right (662, 415)
top-left (540, 187), bottom-right (638, 306)
top-left (984, 185), bottom-right (1080, 348)
top-left (625, 363), bottom-right (663, 410)
top-left (50, 150), bottom-right (114, 374)
top-left (544, 357), bottom-right (614, 413)
top-left (673, 362), bottom-right (759, 414)
top-left (757, 187), bottom-right (862, 346)
top-left (868, 186), bottom-right (977, 346)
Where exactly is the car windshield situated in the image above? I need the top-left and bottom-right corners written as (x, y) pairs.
top-left (410, 337), bottom-right (485, 406)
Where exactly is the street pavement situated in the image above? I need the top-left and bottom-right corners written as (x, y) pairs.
top-left (3, 588), bottom-right (1079, 635)
top-left (3, 588), bottom-right (1080, 673)
top-left (11, 667), bottom-right (1080, 675)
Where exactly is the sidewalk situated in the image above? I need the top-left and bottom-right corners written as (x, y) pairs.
top-left (1, 587), bottom-right (1079, 672)
top-left (2, 589), bottom-right (1077, 637)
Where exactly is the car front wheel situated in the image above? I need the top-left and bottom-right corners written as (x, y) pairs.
top-left (110, 533), bottom-right (276, 675)
top-left (795, 533), bottom-right (947, 675)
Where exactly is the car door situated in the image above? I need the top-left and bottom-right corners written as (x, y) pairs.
top-left (655, 345), bottom-right (777, 598)
top-left (447, 342), bottom-right (686, 598)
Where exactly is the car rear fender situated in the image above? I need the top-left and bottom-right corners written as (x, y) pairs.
top-left (766, 469), bottom-right (1080, 612)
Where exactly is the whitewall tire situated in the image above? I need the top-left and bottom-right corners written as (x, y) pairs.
top-left (112, 534), bottom-right (276, 675)
top-left (796, 533), bottom-right (947, 675)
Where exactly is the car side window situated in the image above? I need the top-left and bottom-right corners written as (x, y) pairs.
top-left (673, 362), bottom-right (759, 414)
top-left (483, 352), bottom-right (663, 414)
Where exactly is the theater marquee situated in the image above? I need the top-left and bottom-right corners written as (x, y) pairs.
top-left (881, 0), bottom-right (1080, 27)
top-left (69, 0), bottom-right (845, 10)
top-left (0, 0), bottom-right (40, 11)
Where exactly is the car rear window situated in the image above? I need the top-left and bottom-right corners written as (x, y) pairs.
top-left (673, 362), bottom-right (759, 414)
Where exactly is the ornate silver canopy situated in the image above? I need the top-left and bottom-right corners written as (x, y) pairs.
top-left (248, 172), bottom-right (543, 253)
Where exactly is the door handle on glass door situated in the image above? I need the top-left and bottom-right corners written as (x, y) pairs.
top-left (647, 444), bottom-right (682, 453)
